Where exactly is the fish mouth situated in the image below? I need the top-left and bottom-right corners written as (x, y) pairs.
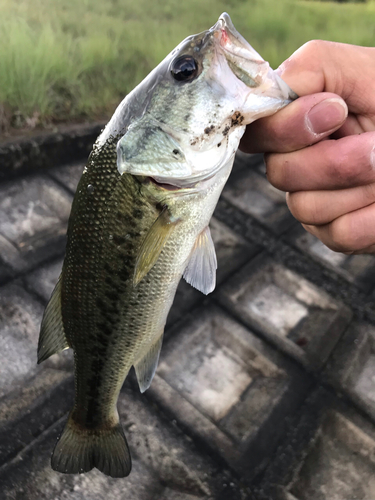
top-left (147, 170), bottom-right (219, 191)
top-left (148, 177), bottom-right (184, 191)
top-left (212, 13), bottom-right (298, 105)
top-left (214, 13), bottom-right (265, 64)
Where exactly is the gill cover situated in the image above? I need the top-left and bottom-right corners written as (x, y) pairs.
top-left (117, 119), bottom-right (189, 179)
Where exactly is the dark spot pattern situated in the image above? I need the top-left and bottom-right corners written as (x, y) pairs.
top-left (222, 125), bottom-right (230, 136)
top-left (231, 112), bottom-right (245, 127)
top-left (112, 234), bottom-right (127, 245)
top-left (132, 208), bottom-right (143, 220)
top-left (204, 125), bottom-right (215, 135)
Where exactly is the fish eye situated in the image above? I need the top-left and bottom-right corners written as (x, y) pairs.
top-left (170, 55), bottom-right (198, 82)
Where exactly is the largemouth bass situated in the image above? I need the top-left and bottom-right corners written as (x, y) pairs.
top-left (37, 13), bottom-right (296, 478)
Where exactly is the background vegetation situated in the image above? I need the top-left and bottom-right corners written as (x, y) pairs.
top-left (0, 0), bottom-right (375, 134)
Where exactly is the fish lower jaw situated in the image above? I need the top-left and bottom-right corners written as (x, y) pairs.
top-left (148, 177), bottom-right (184, 191)
top-left (149, 167), bottom-right (226, 191)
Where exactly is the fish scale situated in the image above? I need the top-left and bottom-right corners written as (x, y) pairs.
top-left (64, 136), bottom-right (230, 427)
top-left (37, 12), bottom-right (296, 477)
top-left (64, 139), bottom-right (158, 424)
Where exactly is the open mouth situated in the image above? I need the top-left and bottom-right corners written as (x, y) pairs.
top-left (148, 177), bottom-right (182, 191)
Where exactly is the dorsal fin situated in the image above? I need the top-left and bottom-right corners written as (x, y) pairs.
top-left (38, 276), bottom-right (69, 364)
top-left (183, 226), bottom-right (217, 295)
top-left (134, 207), bottom-right (179, 286)
top-left (134, 334), bottom-right (163, 393)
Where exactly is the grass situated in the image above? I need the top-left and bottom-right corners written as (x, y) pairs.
top-left (0, 0), bottom-right (375, 133)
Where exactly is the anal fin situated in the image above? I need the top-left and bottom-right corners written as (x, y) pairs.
top-left (38, 276), bottom-right (69, 364)
top-left (183, 226), bottom-right (217, 295)
top-left (134, 334), bottom-right (163, 393)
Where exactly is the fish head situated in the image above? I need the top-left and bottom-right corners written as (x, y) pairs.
top-left (114, 13), bottom-right (297, 188)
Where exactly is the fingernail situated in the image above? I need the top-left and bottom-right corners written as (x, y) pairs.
top-left (306, 98), bottom-right (348, 135)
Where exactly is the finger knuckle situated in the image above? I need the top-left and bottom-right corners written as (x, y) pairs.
top-left (298, 40), bottom-right (328, 59)
top-left (265, 154), bottom-right (282, 188)
top-left (287, 194), bottom-right (306, 222)
top-left (362, 183), bottom-right (375, 204)
top-left (325, 140), bottom-right (372, 186)
top-left (325, 154), bottom-right (354, 186)
top-left (287, 192), bottom-right (324, 225)
top-left (266, 154), bottom-right (292, 191)
top-left (327, 218), bottom-right (354, 252)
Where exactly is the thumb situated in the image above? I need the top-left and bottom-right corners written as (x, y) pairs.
top-left (240, 92), bottom-right (347, 154)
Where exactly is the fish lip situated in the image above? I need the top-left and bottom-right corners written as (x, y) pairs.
top-left (217, 12), bottom-right (246, 45)
top-left (149, 161), bottom-right (227, 190)
top-left (214, 12), bottom-right (298, 103)
top-left (148, 172), bottom-right (216, 191)
top-left (147, 176), bottom-right (185, 191)
top-left (214, 12), bottom-right (263, 62)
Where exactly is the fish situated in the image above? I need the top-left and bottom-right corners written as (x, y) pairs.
top-left (37, 12), bottom-right (297, 478)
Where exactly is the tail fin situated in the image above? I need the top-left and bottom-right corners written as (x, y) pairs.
top-left (51, 414), bottom-right (131, 478)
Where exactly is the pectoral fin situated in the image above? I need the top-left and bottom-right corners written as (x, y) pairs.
top-left (183, 226), bottom-right (217, 295)
top-left (134, 334), bottom-right (163, 393)
top-left (134, 207), bottom-right (179, 286)
top-left (38, 276), bottom-right (69, 363)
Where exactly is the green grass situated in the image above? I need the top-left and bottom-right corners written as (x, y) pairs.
top-left (0, 0), bottom-right (375, 132)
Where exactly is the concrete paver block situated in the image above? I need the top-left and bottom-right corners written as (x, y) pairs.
top-left (259, 388), bottom-right (375, 500)
top-left (218, 254), bottom-right (352, 370)
top-left (0, 283), bottom-right (44, 398)
top-left (325, 322), bottom-right (375, 421)
top-left (167, 217), bottom-right (258, 328)
top-left (288, 410), bottom-right (375, 500)
top-left (166, 280), bottom-right (201, 329)
top-left (152, 305), bottom-right (310, 478)
top-left (222, 169), bottom-right (296, 235)
top-left (49, 162), bottom-right (85, 194)
top-left (287, 225), bottom-right (375, 293)
top-left (209, 217), bottom-right (259, 284)
top-left (25, 258), bottom-right (63, 303)
top-left (156, 490), bottom-right (202, 500)
top-left (0, 369), bottom-right (73, 466)
top-left (1, 150), bottom-right (375, 496)
top-left (0, 255), bottom-right (13, 285)
top-left (0, 385), bottom-right (245, 499)
top-left (0, 279), bottom-right (72, 401)
top-left (0, 176), bottom-right (72, 272)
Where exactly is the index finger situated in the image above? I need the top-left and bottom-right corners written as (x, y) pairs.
top-left (266, 131), bottom-right (375, 192)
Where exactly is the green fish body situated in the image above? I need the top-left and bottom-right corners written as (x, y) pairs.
top-left (38, 13), bottom-right (296, 477)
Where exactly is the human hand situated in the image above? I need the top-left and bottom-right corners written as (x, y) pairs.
top-left (240, 41), bottom-right (375, 254)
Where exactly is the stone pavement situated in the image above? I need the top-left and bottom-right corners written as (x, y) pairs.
top-left (1, 141), bottom-right (375, 500)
